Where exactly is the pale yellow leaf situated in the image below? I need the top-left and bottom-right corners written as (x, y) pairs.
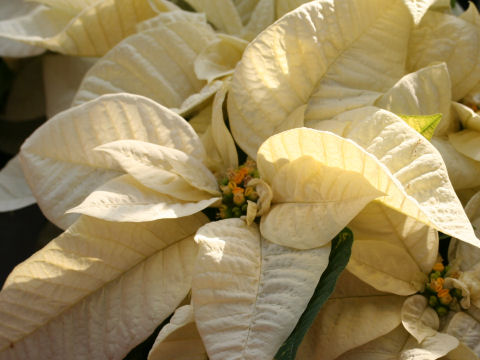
top-left (228, 0), bottom-right (424, 158)
top-left (192, 218), bottom-right (330, 360)
top-left (431, 137), bottom-right (480, 190)
top-left (449, 130), bottom-right (480, 161)
top-left (0, 1), bottom-right (49, 57)
top-left (408, 9), bottom-right (480, 100)
top-left (401, 295), bottom-right (439, 343)
top-left (257, 128), bottom-right (418, 249)
top-left (183, 0), bottom-right (243, 35)
top-left (452, 101), bottom-right (480, 132)
top-left (375, 63), bottom-right (452, 136)
top-left (148, 305), bottom-right (207, 360)
top-left (27, 0), bottom-right (96, 13)
top-left (347, 202), bottom-right (436, 295)
top-left (311, 107), bottom-right (479, 248)
top-left (204, 83), bottom-right (238, 173)
top-left (0, 0), bottom-right (165, 57)
top-left (95, 140), bottom-right (219, 199)
top-left (241, 0), bottom-right (274, 40)
top-left (298, 271), bottom-right (404, 360)
top-left (194, 35), bottom-right (247, 82)
top-left (20, 93), bottom-right (205, 229)
top-left (0, 156), bottom-right (36, 212)
top-left (67, 174), bottom-right (220, 222)
top-left (72, 16), bottom-right (218, 115)
top-left (0, 213), bottom-right (207, 358)
top-left (445, 312), bottom-right (480, 357)
top-left (337, 325), bottom-right (459, 360)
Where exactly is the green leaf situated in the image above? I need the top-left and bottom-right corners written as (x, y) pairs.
top-left (274, 227), bottom-right (354, 360)
top-left (398, 113), bottom-right (442, 140)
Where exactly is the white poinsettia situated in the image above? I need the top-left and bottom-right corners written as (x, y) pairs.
top-left (0, 212), bottom-right (208, 359)
top-left (180, 0), bottom-right (311, 41)
top-left (299, 270), bottom-right (480, 360)
top-left (155, 126), bottom-right (474, 359)
top-left (19, 90), bottom-right (236, 229)
top-left (70, 9), bottom-right (238, 116)
top-left (227, 0), bottom-right (436, 158)
top-left (0, 0), bottom-right (179, 57)
top-left (223, 0), bottom-right (478, 249)
top-left (0, 156), bottom-right (36, 212)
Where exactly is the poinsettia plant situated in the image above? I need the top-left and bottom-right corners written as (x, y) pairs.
top-left (1, 0), bottom-right (480, 359)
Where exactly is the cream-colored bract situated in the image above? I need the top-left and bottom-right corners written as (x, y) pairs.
top-left (375, 63), bottom-right (453, 137)
top-left (0, 0), bottom-right (177, 57)
top-left (299, 273), bottom-right (464, 360)
top-left (72, 10), bottom-right (221, 115)
top-left (297, 271), bottom-right (405, 360)
top-left (255, 127), bottom-right (467, 250)
top-left (0, 156), bottom-right (36, 212)
top-left (408, 5), bottom-right (480, 101)
top-left (148, 305), bottom-right (207, 360)
top-left (0, 213), bottom-right (207, 358)
top-left (228, 0), bottom-right (433, 158)
top-left (309, 107), bottom-right (479, 248)
top-left (336, 325), bottom-right (459, 360)
top-left (19, 93), bottom-right (211, 229)
top-left (347, 202), bottom-right (437, 295)
top-left (191, 218), bottom-right (331, 360)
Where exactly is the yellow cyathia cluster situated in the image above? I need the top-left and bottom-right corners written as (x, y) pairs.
top-left (423, 261), bottom-right (463, 316)
top-left (217, 159), bottom-right (260, 219)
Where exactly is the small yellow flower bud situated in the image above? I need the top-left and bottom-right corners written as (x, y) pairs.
top-left (232, 187), bottom-right (245, 206)
top-left (438, 290), bottom-right (453, 305)
top-left (432, 263), bottom-right (445, 272)
top-left (430, 278), bottom-right (444, 292)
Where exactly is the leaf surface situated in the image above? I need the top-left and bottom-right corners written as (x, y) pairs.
top-left (0, 213), bottom-right (207, 359)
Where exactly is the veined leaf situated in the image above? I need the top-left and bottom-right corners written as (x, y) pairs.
top-left (399, 113), bottom-right (442, 140)
top-left (0, 0), bottom-right (168, 57)
top-left (0, 213), bottom-right (208, 359)
top-left (0, 156), bottom-right (36, 212)
top-left (20, 93), bottom-right (206, 229)
top-left (228, 0), bottom-right (432, 158)
top-left (192, 218), bottom-right (331, 360)
top-left (274, 227), bottom-right (353, 360)
top-left (72, 11), bottom-right (219, 115)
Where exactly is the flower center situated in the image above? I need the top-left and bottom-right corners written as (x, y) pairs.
top-left (217, 159), bottom-right (260, 219)
top-left (421, 261), bottom-right (464, 316)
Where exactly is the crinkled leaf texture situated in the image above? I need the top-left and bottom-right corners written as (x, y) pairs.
top-left (336, 324), bottom-right (459, 360)
top-left (0, 0), bottom-right (173, 57)
top-left (408, 6), bottom-right (480, 101)
top-left (192, 218), bottom-right (331, 360)
top-left (374, 63), bottom-right (453, 137)
top-left (72, 10), bottom-right (219, 115)
top-left (228, 0), bottom-right (433, 158)
top-left (0, 213), bottom-right (207, 359)
top-left (309, 107), bottom-right (479, 248)
top-left (20, 93), bottom-right (207, 229)
top-left (256, 127), bottom-right (445, 250)
top-left (148, 305), bottom-right (207, 360)
top-left (275, 228), bottom-right (353, 360)
top-left (347, 202), bottom-right (436, 296)
top-left (0, 156), bottom-right (35, 212)
top-left (297, 271), bottom-right (405, 360)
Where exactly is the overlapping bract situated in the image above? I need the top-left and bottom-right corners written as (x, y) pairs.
top-left (2, 0), bottom-right (480, 359)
